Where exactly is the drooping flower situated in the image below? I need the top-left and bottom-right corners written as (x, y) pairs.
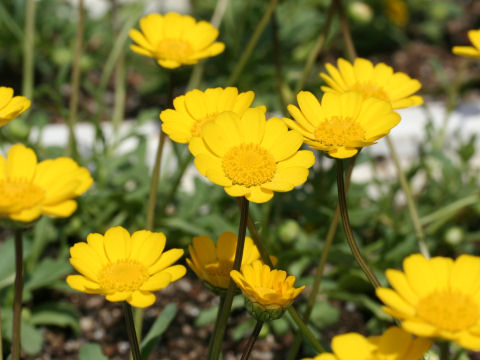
top-left (285, 91), bottom-right (400, 158)
top-left (0, 87), bottom-right (31, 127)
top-left (67, 226), bottom-right (186, 308)
top-left (320, 58), bottom-right (423, 109)
top-left (0, 144), bottom-right (92, 223)
top-left (302, 327), bottom-right (432, 360)
top-left (452, 30), bottom-right (480, 59)
top-left (129, 12), bottom-right (225, 69)
top-left (189, 108), bottom-right (315, 203)
top-left (160, 87), bottom-right (266, 144)
top-left (376, 253), bottom-right (480, 350)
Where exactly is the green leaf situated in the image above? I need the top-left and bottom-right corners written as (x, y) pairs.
top-left (24, 258), bottom-right (72, 295)
top-left (0, 237), bottom-right (16, 289)
top-left (79, 343), bottom-right (108, 360)
top-left (1, 309), bottom-right (44, 355)
top-left (30, 302), bottom-right (81, 334)
top-left (309, 301), bottom-right (340, 329)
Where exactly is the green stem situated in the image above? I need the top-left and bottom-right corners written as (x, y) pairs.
top-left (208, 197), bottom-right (250, 360)
top-left (439, 341), bottom-right (449, 360)
top-left (385, 136), bottom-right (430, 258)
top-left (22, 0), bottom-right (36, 100)
top-left (207, 295), bottom-right (226, 354)
top-left (335, 0), bottom-right (357, 61)
top-left (240, 321), bottom-right (263, 360)
top-left (0, 306), bottom-right (3, 360)
top-left (12, 229), bottom-right (24, 360)
top-left (421, 193), bottom-right (478, 227)
top-left (227, 0), bottom-right (279, 86)
top-left (336, 159), bottom-right (380, 288)
top-left (286, 307), bottom-right (325, 353)
top-left (123, 303), bottom-right (142, 360)
top-left (271, 10), bottom-right (288, 112)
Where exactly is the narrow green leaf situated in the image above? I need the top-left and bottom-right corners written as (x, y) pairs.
top-left (79, 343), bottom-right (108, 360)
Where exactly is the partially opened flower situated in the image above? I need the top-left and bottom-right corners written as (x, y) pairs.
top-left (285, 91), bottom-right (400, 158)
top-left (0, 87), bottom-right (31, 127)
top-left (452, 30), bottom-right (480, 59)
top-left (302, 327), bottom-right (431, 360)
top-left (129, 12), bottom-right (225, 69)
top-left (160, 87), bottom-right (266, 144)
top-left (189, 108), bottom-right (315, 203)
top-left (376, 253), bottom-right (480, 350)
top-left (0, 144), bottom-right (92, 223)
top-left (320, 58), bottom-right (423, 109)
top-left (67, 226), bottom-right (186, 308)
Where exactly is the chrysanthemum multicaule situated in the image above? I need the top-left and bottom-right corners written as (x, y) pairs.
top-left (285, 91), bottom-right (401, 158)
top-left (0, 87), bottom-right (31, 126)
top-left (301, 327), bottom-right (432, 360)
top-left (320, 58), bottom-right (423, 109)
top-left (452, 30), bottom-right (480, 59)
top-left (129, 12), bottom-right (225, 69)
top-left (0, 144), bottom-right (92, 222)
top-left (160, 87), bottom-right (266, 144)
top-left (67, 226), bottom-right (186, 308)
top-left (376, 253), bottom-right (480, 350)
top-left (187, 232), bottom-right (263, 292)
top-left (189, 108), bottom-right (315, 203)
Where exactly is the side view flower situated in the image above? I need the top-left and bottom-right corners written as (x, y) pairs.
top-left (189, 107), bottom-right (315, 203)
top-left (0, 87), bottom-right (31, 127)
top-left (302, 326), bottom-right (432, 360)
top-left (452, 29), bottom-right (480, 59)
top-left (0, 144), bottom-right (92, 222)
top-left (376, 253), bottom-right (480, 350)
top-left (129, 12), bottom-right (225, 69)
top-left (285, 91), bottom-right (400, 158)
top-left (67, 226), bottom-right (186, 308)
top-left (320, 57), bottom-right (423, 109)
top-left (160, 87), bottom-right (266, 144)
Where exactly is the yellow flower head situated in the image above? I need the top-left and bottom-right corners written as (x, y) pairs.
top-left (186, 231), bottom-right (264, 291)
top-left (302, 326), bottom-right (432, 360)
top-left (320, 58), bottom-right (423, 109)
top-left (376, 253), bottom-right (480, 350)
top-left (0, 87), bottom-right (31, 126)
top-left (129, 12), bottom-right (225, 69)
top-left (160, 87), bottom-right (266, 144)
top-left (286, 91), bottom-right (401, 158)
top-left (67, 226), bottom-right (186, 308)
top-left (0, 144), bottom-right (92, 223)
top-left (189, 108), bottom-right (315, 203)
top-left (452, 30), bottom-right (480, 59)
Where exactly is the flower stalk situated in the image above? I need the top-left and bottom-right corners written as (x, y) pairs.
top-left (240, 321), bottom-right (263, 360)
top-left (335, 0), bottom-right (357, 60)
top-left (123, 303), bottom-right (142, 360)
top-left (12, 229), bottom-right (24, 360)
top-left (22, 0), bottom-right (36, 100)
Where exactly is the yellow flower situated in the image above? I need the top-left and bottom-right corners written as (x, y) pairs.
top-left (302, 326), bottom-right (432, 360)
top-left (0, 144), bottom-right (92, 223)
top-left (376, 253), bottom-right (480, 350)
top-left (129, 12), bottom-right (225, 69)
top-left (285, 91), bottom-right (401, 159)
top-left (186, 231), bottom-right (263, 291)
top-left (385, 0), bottom-right (409, 27)
top-left (320, 58), bottom-right (423, 109)
top-left (189, 108), bottom-right (315, 203)
top-left (452, 30), bottom-right (480, 59)
top-left (0, 87), bottom-right (31, 126)
top-left (67, 226), bottom-right (186, 308)
top-left (160, 87), bottom-right (266, 144)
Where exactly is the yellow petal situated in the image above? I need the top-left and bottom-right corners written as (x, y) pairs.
top-left (41, 200), bottom-right (78, 218)
top-left (130, 231), bottom-right (166, 267)
top-left (0, 87), bottom-right (14, 109)
top-left (331, 333), bottom-right (374, 360)
top-left (128, 290), bottom-right (156, 308)
top-left (149, 248), bottom-right (184, 274)
top-left (104, 226), bottom-right (132, 262)
top-left (140, 271), bottom-right (172, 291)
top-left (216, 232), bottom-right (237, 261)
top-left (7, 144), bottom-right (37, 181)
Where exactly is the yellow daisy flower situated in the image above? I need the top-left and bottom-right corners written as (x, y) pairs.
top-left (376, 253), bottom-right (480, 350)
top-left (67, 226), bottom-right (186, 308)
top-left (0, 144), bottom-right (92, 223)
top-left (160, 87), bottom-right (266, 144)
top-left (285, 91), bottom-right (401, 159)
top-left (302, 326), bottom-right (431, 360)
top-left (0, 87), bottom-right (31, 127)
top-left (188, 108), bottom-right (315, 203)
top-left (320, 58), bottom-right (423, 109)
top-left (452, 30), bottom-right (480, 59)
top-left (129, 12), bottom-right (225, 69)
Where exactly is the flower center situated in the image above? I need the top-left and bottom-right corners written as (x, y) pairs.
top-left (351, 83), bottom-right (390, 102)
top-left (191, 114), bottom-right (217, 137)
top-left (417, 290), bottom-right (478, 332)
top-left (314, 116), bottom-right (366, 147)
top-left (222, 144), bottom-right (276, 187)
top-left (156, 39), bottom-right (192, 61)
top-left (0, 180), bottom-right (45, 213)
top-left (98, 260), bottom-right (149, 292)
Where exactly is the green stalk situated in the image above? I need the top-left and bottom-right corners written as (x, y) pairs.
top-left (22, 0), bottom-right (36, 100)
top-left (271, 10), bottom-right (288, 112)
top-left (334, 0), bottom-right (357, 60)
top-left (207, 295), bottom-right (226, 353)
top-left (123, 303), bottom-right (142, 360)
top-left (420, 193), bottom-right (478, 227)
top-left (240, 321), bottom-right (263, 360)
top-left (227, 0), bottom-right (279, 86)
top-left (12, 229), bottom-right (24, 360)
top-left (286, 307), bottom-right (325, 353)
top-left (208, 197), bottom-right (250, 360)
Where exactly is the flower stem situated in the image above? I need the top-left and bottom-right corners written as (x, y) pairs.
top-left (207, 295), bottom-right (226, 354)
top-left (123, 303), bottom-right (142, 360)
top-left (12, 229), bottom-right (24, 360)
top-left (334, 0), bottom-right (357, 61)
top-left (271, 10), bottom-right (288, 111)
top-left (208, 197), bottom-right (250, 360)
top-left (336, 159), bottom-right (380, 288)
top-left (22, 0), bottom-right (36, 100)
top-left (227, 0), bottom-right (279, 86)
top-left (286, 307), bottom-right (325, 353)
top-left (240, 321), bottom-right (263, 360)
